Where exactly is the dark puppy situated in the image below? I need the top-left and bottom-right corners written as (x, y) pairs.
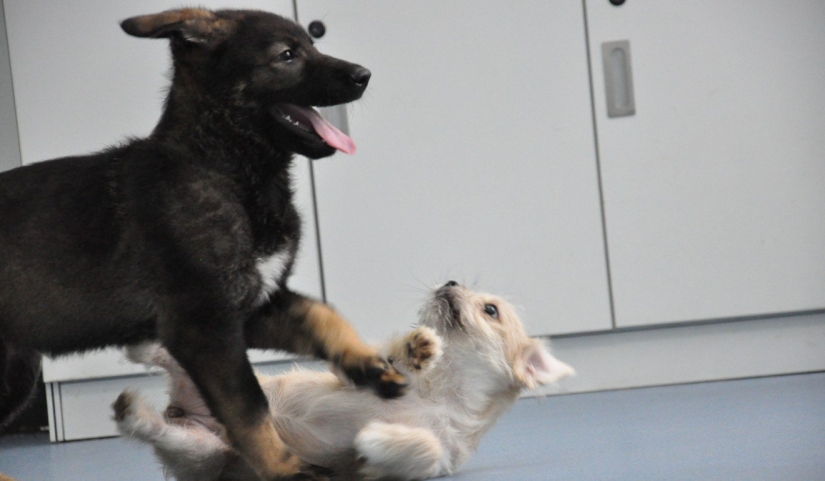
top-left (0, 8), bottom-right (404, 480)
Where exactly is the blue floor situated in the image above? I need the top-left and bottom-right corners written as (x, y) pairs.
top-left (2, 373), bottom-right (823, 480)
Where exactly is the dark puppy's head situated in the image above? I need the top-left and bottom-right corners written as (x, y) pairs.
top-left (121, 8), bottom-right (369, 159)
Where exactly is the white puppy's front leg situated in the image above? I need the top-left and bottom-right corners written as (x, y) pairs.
top-left (331, 326), bottom-right (442, 385)
top-left (355, 421), bottom-right (446, 480)
top-left (384, 326), bottom-right (443, 375)
top-left (113, 390), bottom-right (230, 481)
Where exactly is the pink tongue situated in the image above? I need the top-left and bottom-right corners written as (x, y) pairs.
top-left (304, 108), bottom-right (356, 155)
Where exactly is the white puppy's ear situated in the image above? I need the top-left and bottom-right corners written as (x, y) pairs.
top-left (514, 339), bottom-right (575, 389)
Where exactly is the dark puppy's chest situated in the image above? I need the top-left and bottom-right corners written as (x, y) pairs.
top-left (246, 173), bottom-right (301, 293)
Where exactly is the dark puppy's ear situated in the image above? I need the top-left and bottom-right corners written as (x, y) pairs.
top-left (120, 8), bottom-right (235, 45)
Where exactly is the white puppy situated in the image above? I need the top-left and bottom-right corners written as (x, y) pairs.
top-left (114, 282), bottom-right (574, 480)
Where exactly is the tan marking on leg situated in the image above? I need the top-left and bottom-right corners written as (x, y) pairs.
top-left (301, 301), bottom-right (375, 362)
top-left (193, 371), bottom-right (300, 478)
top-left (230, 419), bottom-right (301, 479)
top-left (295, 300), bottom-right (407, 398)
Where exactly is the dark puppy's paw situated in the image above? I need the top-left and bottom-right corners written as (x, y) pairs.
top-left (366, 358), bottom-right (408, 399)
top-left (283, 463), bottom-right (332, 481)
top-left (287, 474), bottom-right (326, 481)
top-left (339, 355), bottom-right (408, 399)
top-left (300, 463), bottom-right (335, 481)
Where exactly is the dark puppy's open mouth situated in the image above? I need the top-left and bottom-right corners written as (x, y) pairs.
top-left (272, 103), bottom-right (355, 155)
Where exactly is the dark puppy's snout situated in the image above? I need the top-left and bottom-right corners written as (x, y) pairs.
top-left (351, 67), bottom-right (371, 89)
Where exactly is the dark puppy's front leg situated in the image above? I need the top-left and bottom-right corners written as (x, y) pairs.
top-left (159, 307), bottom-right (305, 481)
top-left (246, 291), bottom-right (407, 399)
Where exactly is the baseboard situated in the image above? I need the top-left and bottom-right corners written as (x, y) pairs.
top-left (538, 311), bottom-right (825, 396)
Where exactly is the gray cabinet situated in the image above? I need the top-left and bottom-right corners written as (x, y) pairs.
top-left (585, 0), bottom-right (825, 326)
top-left (296, 0), bottom-right (613, 339)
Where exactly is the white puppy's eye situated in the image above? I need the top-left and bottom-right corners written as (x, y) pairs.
top-left (483, 304), bottom-right (499, 320)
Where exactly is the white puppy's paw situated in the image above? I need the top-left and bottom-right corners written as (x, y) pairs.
top-left (112, 389), bottom-right (138, 422)
top-left (405, 326), bottom-right (442, 372)
top-left (112, 389), bottom-right (166, 440)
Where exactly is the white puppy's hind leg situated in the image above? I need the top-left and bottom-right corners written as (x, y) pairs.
top-left (113, 390), bottom-right (230, 481)
top-left (355, 421), bottom-right (446, 480)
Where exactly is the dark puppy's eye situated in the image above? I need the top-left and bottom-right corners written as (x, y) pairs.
top-left (278, 49), bottom-right (296, 62)
top-left (484, 304), bottom-right (499, 320)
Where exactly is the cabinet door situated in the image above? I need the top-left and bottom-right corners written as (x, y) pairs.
top-left (4, 0), bottom-right (318, 380)
top-left (586, 0), bottom-right (825, 326)
top-left (296, 1), bottom-right (611, 338)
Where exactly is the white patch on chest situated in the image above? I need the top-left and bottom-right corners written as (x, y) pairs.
top-left (256, 249), bottom-right (291, 302)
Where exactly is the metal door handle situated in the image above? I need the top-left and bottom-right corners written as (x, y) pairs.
top-left (602, 40), bottom-right (635, 118)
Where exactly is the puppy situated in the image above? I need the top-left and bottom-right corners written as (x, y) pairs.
top-left (0, 8), bottom-right (404, 478)
top-left (114, 282), bottom-right (574, 480)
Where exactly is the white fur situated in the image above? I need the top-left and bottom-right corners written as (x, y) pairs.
top-left (115, 285), bottom-right (574, 480)
top-left (255, 249), bottom-right (291, 302)
top-left (355, 422), bottom-right (444, 480)
top-left (115, 390), bottom-right (231, 481)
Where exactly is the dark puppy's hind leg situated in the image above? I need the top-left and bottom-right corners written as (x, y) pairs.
top-left (0, 336), bottom-right (43, 429)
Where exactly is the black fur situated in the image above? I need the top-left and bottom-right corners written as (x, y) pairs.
top-left (0, 8), bottom-right (402, 476)
top-left (0, 336), bottom-right (41, 429)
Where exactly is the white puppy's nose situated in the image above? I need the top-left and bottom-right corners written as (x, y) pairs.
top-left (444, 280), bottom-right (459, 288)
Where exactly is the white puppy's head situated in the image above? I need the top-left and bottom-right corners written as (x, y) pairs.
top-left (420, 281), bottom-right (574, 391)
